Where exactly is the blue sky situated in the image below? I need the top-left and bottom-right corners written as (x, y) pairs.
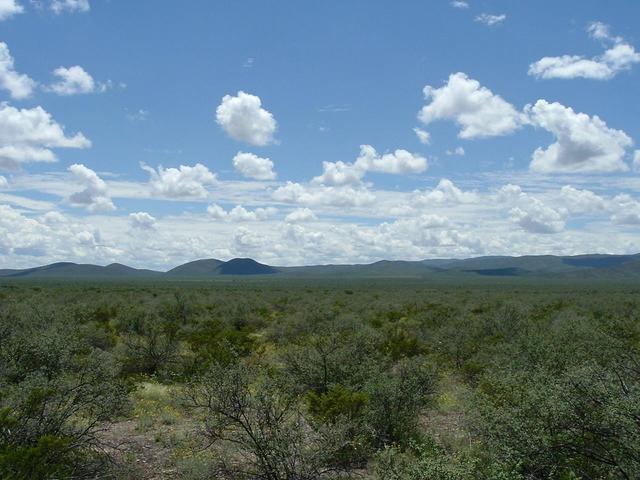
top-left (1, 0), bottom-right (640, 269)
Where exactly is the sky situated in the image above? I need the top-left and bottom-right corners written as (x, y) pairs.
top-left (1, 0), bottom-right (640, 270)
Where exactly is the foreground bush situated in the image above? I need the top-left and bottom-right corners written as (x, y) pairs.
top-left (0, 310), bottom-right (127, 479)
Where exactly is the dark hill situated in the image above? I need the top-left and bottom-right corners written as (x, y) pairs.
top-left (166, 259), bottom-right (224, 276)
top-left (217, 258), bottom-right (278, 275)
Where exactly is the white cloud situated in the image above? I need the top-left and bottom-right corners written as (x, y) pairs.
top-left (413, 127), bottom-right (431, 144)
top-left (141, 163), bottom-right (217, 199)
top-left (559, 185), bottom-right (606, 214)
top-left (50, 0), bottom-right (89, 14)
top-left (0, 0), bottom-right (23, 21)
top-left (418, 72), bottom-right (524, 139)
top-left (207, 203), bottom-right (276, 222)
top-left (68, 163), bottom-right (115, 212)
top-left (356, 144), bottom-right (428, 175)
top-left (216, 91), bottom-right (277, 146)
top-left (413, 179), bottom-right (478, 205)
top-left (475, 13), bottom-right (506, 26)
top-left (313, 145), bottom-right (427, 186)
top-left (0, 175), bottom-right (7, 188)
top-left (285, 207), bottom-right (317, 223)
top-left (450, 1), bottom-right (469, 8)
top-left (446, 146), bottom-right (465, 156)
top-left (47, 66), bottom-right (106, 96)
top-left (529, 22), bottom-right (640, 80)
top-left (312, 160), bottom-right (364, 186)
top-left (527, 99), bottom-right (632, 173)
top-left (273, 181), bottom-right (376, 207)
top-left (0, 43), bottom-right (36, 99)
top-left (634, 150), bottom-right (640, 171)
top-left (610, 194), bottom-right (640, 225)
top-left (232, 151), bottom-right (276, 180)
top-left (129, 211), bottom-right (156, 230)
top-left (0, 103), bottom-right (91, 170)
top-left (509, 201), bottom-right (566, 234)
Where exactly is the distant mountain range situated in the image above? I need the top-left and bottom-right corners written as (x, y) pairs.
top-left (1, 254), bottom-right (640, 280)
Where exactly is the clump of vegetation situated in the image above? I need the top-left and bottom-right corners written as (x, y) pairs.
top-left (0, 279), bottom-right (639, 478)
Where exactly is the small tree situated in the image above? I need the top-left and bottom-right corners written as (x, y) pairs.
top-left (185, 361), bottom-right (355, 479)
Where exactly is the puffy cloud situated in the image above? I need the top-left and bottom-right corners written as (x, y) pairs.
top-left (509, 200), bottom-right (566, 234)
top-left (285, 207), bottom-right (317, 223)
top-left (216, 91), bottom-right (277, 146)
top-left (529, 22), bottom-right (640, 80)
top-left (634, 150), bottom-right (640, 171)
top-left (450, 1), bottom-right (468, 8)
top-left (527, 99), bottom-right (632, 173)
top-left (559, 186), bottom-right (606, 214)
top-left (129, 211), bottom-right (156, 230)
top-left (67, 163), bottom-right (115, 212)
top-left (0, 204), bottom-right (111, 262)
top-left (232, 151), bottom-right (276, 180)
top-left (207, 203), bottom-right (276, 222)
top-left (418, 72), bottom-right (524, 139)
top-left (312, 160), bottom-right (364, 186)
top-left (610, 194), bottom-right (640, 225)
top-left (0, 0), bottom-right (23, 21)
top-left (413, 127), bottom-right (431, 144)
top-left (273, 181), bottom-right (375, 207)
top-left (498, 184), bottom-right (566, 234)
top-left (46, 66), bottom-right (106, 96)
top-left (50, 0), bottom-right (89, 14)
top-left (0, 175), bottom-right (7, 188)
top-left (313, 145), bottom-right (427, 186)
top-left (413, 179), bottom-right (478, 205)
top-left (475, 13), bottom-right (506, 26)
top-left (0, 103), bottom-right (91, 170)
top-left (356, 144), bottom-right (427, 175)
top-left (141, 163), bottom-right (217, 198)
top-left (446, 146), bottom-right (465, 156)
top-left (0, 43), bottom-right (36, 99)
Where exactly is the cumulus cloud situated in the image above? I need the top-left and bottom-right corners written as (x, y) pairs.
top-left (356, 144), bottom-right (427, 175)
top-left (529, 22), bottom-right (640, 80)
top-left (273, 181), bottom-right (376, 207)
top-left (141, 163), bottom-right (217, 199)
top-left (0, 0), bottom-right (23, 21)
top-left (0, 43), bottom-right (36, 99)
top-left (285, 207), bottom-right (317, 223)
top-left (413, 127), bottom-right (431, 144)
top-left (418, 72), bottom-right (524, 139)
top-left (475, 13), bottom-right (506, 26)
top-left (129, 211), bottom-right (156, 230)
top-left (413, 179), bottom-right (478, 205)
top-left (216, 91), bottom-right (277, 146)
top-left (610, 194), bottom-right (640, 225)
top-left (68, 163), bottom-right (115, 212)
top-left (526, 99), bottom-right (632, 173)
top-left (313, 145), bottom-right (427, 186)
top-left (498, 184), bottom-right (566, 234)
top-left (46, 66), bottom-right (107, 96)
top-left (0, 103), bottom-right (91, 170)
top-left (50, 0), bottom-right (89, 14)
top-left (0, 204), bottom-right (111, 262)
top-left (207, 203), bottom-right (276, 222)
top-left (558, 186), bottom-right (607, 215)
top-left (450, 1), bottom-right (469, 8)
top-left (509, 201), bottom-right (566, 234)
top-left (232, 151), bottom-right (276, 180)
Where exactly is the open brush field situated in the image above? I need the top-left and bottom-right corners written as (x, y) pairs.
top-left (1, 278), bottom-right (640, 479)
